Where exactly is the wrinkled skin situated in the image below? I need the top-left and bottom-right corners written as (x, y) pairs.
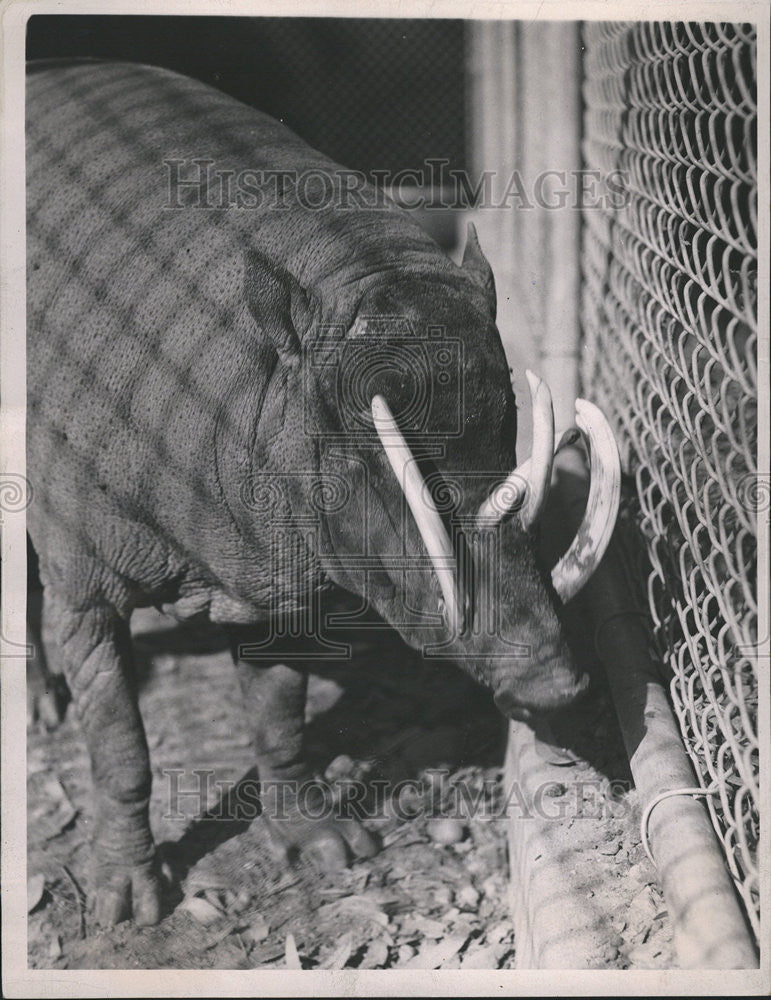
top-left (26, 61), bottom-right (587, 927)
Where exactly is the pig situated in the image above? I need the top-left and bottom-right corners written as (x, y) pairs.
top-left (26, 60), bottom-right (619, 927)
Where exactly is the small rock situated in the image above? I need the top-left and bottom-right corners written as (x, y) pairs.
top-left (460, 943), bottom-right (505, 969)
top-left (481, 874), bottom-right (503, 898)
top-left (359, 939), bottom-right (389, 969)
top-left (397, 944), bottom-right (415, 964)
top-left (183, 869), bottom-right (228, 896)
top-left (598, 841), bottom-right (623, 856)
top-left (27, 874), bottom-right (45, 913)
top-left (245, 915), bottom-right (270, 943)
top-left (455, 884), bottom-right (480, 911)
top-left (426, 818), bottom-right (466, 845)
top-left (402, 914), bottom-right (444, 939)
top-left (463, 854), bottom-right (490, 878)
top-left (179, 896), bottom-right (223, 925)
top-left (324, 755), bottom-right (356, 782)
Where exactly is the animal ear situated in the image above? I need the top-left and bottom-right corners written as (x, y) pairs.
top-left (244, 249), bottom-right (315, 363)
top-left (462, 222), bottom-right (496, 319)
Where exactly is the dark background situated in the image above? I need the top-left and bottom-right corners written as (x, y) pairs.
top-left (26, 15), bottom-right (467, 178)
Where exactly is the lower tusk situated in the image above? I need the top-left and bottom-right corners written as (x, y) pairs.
top-left (476, 424), bottom-right (578, 531)
top-left (371, 395), bottom-right (464, 634)
top-left (521, 370), bottom-right (555, 528)
top-left (550, 399), bottom-right (621, 602)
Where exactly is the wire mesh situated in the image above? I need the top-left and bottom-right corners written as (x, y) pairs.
top-left (580, 21), bottom-right (759, 940)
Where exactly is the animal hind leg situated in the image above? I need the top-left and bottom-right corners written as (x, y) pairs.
top-left (229, 639), bottom-right (377, 870)
top-left (42, 585), bottom-right (162, 926)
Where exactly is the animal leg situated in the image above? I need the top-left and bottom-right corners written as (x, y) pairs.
top-left (231, 650), bottom-right (377, 870)
top-left (43, 587), bottom-right (161, 927)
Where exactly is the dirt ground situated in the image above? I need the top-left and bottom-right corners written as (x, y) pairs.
top-left (27, 604), bottom-right (675, 971)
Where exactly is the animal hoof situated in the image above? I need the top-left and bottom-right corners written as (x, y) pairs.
top-left (304, 830), bottom-right (349, 871)
top-left (26, 675), bottom-right (69, 730)
top-left (264, 813), bottom-right (379, 872)
top-left (301, 820), bottom-right (378, 870)
top-left (94, 880), bottom-right (132, 928)
top-left (132, 867), bottom-right (163, 926)
top-left (93, 864), bottom-right (163, 928)
top-left (338, 818), bottom-right (378, 860)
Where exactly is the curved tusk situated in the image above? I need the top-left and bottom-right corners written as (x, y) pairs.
top-left (550, 399), bottom-right (621, 603)
top-left (504, 427), bottom-right (582, 493)
top-left (521, 370), bottom-right (555, 528)
top-left (475, 370), bottom-right (555, 528)
top-left (475, 471), bottom-right (527, 527)
top-left (371, 395), bottom-right (464, 634)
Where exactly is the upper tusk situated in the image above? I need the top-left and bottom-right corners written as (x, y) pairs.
top-left (550, 399), bottom-right (621, 603)
top-left (521, 370), bottom-right (555, 528)
top-left (475, 370), bottom-right (555, 528)
top-left (371, 394), bottom-right (464, 635)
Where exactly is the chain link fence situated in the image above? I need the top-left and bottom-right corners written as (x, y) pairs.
top-left (581, 21), bottom-right (759, 941)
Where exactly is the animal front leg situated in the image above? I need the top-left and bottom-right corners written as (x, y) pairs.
top-left (44, 589), bottom-right (161, 927)
top-left (27, 587), bottom-right (69, 728)
top-left (26, 537), bottom-right (69, 728)
top-left (231, 649), bottom-right (377, 869)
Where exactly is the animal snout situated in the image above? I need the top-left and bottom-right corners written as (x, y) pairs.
top-left (493, 649), bottom-right (589, 721)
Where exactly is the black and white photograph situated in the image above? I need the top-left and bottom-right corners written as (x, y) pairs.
top-left (0, 1), bottom-right (767, 994)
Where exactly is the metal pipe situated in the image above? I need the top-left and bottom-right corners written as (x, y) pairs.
top-left (556, 448), bottom-right (758, 969)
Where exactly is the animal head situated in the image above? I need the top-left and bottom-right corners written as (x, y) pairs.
top-left (245, 225), bottom-right (620, 719)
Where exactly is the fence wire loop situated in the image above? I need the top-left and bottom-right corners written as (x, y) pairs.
top-left (640, 782), bottom-right (721, 865)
